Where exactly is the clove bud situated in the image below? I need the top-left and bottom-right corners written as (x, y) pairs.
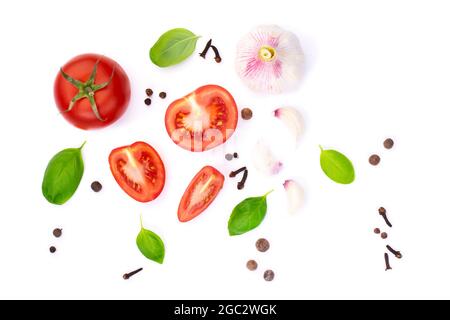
top-left (386, 245), bottom-right (403, 259)
top-left (378, 207), bottom-right (392, 228)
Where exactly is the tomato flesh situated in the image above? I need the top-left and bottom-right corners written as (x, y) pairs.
top-left (109, 142), bottom-right (165, 203)
top-left (178, 166), bottom-right (224, 222)
top-left (165, 85), bottom-right (238, 152)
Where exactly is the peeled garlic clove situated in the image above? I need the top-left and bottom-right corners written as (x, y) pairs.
top-left (283, 180), bottom-right (304, 214)
top-left (274, 107), bottom-right (304, 145)
top-left (253, 141), bottom-right (283, 175)
top-left (236, 25), bottom-right (304, 94)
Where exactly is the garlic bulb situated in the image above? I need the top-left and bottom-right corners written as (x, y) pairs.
top-left (236, 25), bottom-right (304, 94)
top-left (252, 141), bottom-right (283, 175)
top-left (274, 107), bottom-right (304, 145)
top-left (283, 180), bottom-right (304, 214)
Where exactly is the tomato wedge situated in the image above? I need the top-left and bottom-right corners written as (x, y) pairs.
top-left (178, 166), bottom-right (224, 222)
top-left (109, 142), bottom-right (165, 203)
top-left (165, 85), bottom-right (238, 152)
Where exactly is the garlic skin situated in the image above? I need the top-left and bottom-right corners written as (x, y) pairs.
top-left (253, 141), bottom-right (283, 175)
top-left (283, 180), bottom-right (304, 214)
top-left (274, 107), bottom-right (304, 145)
top-left (236, 25), bottom-right (304, 94)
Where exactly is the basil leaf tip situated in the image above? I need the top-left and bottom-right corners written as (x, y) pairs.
top-left (136, 216), bottom-right (165, 264)
top-left (41, 142), bottom-right (86, 205)
top-left (228, 191), bottom-right (273, 236)
top-left (150, 28), bottom-right (200, 68)
top-left (320, 146), bottom-right (355, 184)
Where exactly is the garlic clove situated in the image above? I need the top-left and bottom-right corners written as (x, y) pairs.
top-left (283, 180), bottom-right (304, 214)
top-left (236, 25), bottom-right (304, 94)
top-left (252, 141), bottom-right (283, 176)
top-left (274, 107), bottom-right (304, 146)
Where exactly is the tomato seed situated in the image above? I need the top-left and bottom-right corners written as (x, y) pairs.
top-left (241, 108), bottom-right (253, 120)
top-left (159, 92), bottom-right (167, 99)
top-left (369, 154), bottom-right (381, 166)
top-left (144, 98), bottom-right (152, 106)
top-left (246, 260), bottom-right (258, 271)
top-left (91, 181), bottom-right (102, 192)
top-left (53, 228), bottom-right (62, 238)
top-left (49, 246), bottom-right (57, 254)
top-left (264, 270), bottom-right (275, 282)
top-left (384, 138), bottom-right (394, 149)
top-left (145, 88), bottom-right (153, 97)
top-left (256, 238), bottom-right (270, 252)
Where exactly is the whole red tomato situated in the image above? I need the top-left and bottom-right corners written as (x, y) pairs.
top-left (54, 54), bottom-right (131, 130)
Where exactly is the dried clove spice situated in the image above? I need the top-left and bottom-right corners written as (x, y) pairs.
top-left (199, 39), bottom-right (212, 58)
top-left (237, 169), bottom-right (248, 190)
top-left (386, 245), bottom-right (403, 259)
top-left (378, 207), bottom-right (392, 228)
top-left (230, 167), bottom-right (247, 178)
top-left (123, 268), bottom-right (143, 280)
top-left (199, 39), bottom-right (222, 63)
top-left (384, 253), bottom-right (392, 271)
top-left (211, 45), bottom-right (222, 63)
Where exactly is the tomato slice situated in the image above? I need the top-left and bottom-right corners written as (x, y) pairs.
top-left (165, 85), bottom-right (238, 152)
top-left (178, 166), bottom-right (225, 222)
top-left (109, 142), bottom-right (165, 203)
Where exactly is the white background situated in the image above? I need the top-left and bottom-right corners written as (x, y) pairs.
top-left (0, 0), bottom-right (449, 300)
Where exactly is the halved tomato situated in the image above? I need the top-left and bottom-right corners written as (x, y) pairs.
top-left (178, 166), bottom-right (224, 222)
top-left (165, 85), bottom-right (238, 152)
top-left (109, 142), bottom-right (165, 202)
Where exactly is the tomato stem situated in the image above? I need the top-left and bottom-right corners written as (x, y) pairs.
top-left (59, 60), bottom-right (115, 122)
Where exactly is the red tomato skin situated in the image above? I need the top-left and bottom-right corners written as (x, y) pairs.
top-left (54, 54), bottom-right (131, 130)
top-left (178, 166), bottom-right (225, 222)
top-left (165, 85), bottom-right (238, 152)
top-left (109, 142), bottom-right (166, 203)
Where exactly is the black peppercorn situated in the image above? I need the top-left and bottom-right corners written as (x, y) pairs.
top-left (264, 270), bottom-right (275, 281)
top-left (246, 260), bottom-right (258, 271)
top-left (384, 138), bottom-right (394, 149)
top-left (53, 228), bottom-right (62, 238)
top-left (145, 88), bottom-right (153, 97)
top-left (91, 181), bottom-right (102, 192)
top-left (241, 108), bottom-right (253, 120)
top-left (49, 246), bottom-right (57, 253)
top-left (159, 92), bottom-right (167, 99)
top-left (144, 98), bottom-right (152, 106)
top-left (369, 154), bottom-right (381, 166)
top-left (256, 238), bottom-right (270, 252)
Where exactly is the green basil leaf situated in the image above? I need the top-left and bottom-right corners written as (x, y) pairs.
top-left (136, 218), bottom-right (165, 264)
top-left (228, 191), bottom-right (273, 236)
top-left (41, 142), bottom-right (86, 205)
top-left (320, 146), bottom-right (355, 184)
top-left (150, 28), bottom-right (200, 67)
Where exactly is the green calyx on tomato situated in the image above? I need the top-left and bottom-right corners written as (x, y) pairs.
top-left (59, 60), bottom-right (114, 122)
